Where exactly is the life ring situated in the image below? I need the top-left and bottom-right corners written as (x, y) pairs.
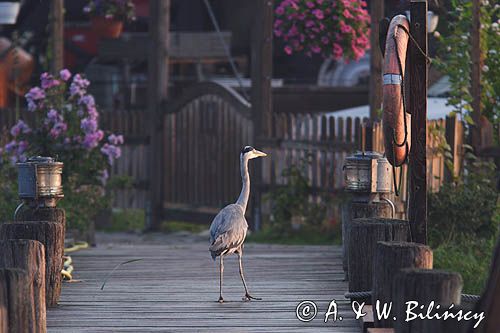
top-left (382, 15), bottom-right (411, 167)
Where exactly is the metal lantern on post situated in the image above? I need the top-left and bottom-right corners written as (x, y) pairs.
top-left (14, 156), bottom-right (64, 218)
top-left (343, 152), bottom-right (395, 216)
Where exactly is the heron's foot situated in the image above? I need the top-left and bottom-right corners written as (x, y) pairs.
top-left (243, 293), bottom-right (262, 301)
top-left (218, 296), bottom-right (224, 303)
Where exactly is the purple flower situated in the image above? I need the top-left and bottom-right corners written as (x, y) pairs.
top-left (81, 118), bottom-right (98, 133)
top-left (40, 73), bottom-right (60, 89)
top-left (25, 87), bottom-right (45, 112)
top-left (80, 95), bottom-right (95, 108)
top-left (60, 69), bottom-right (72, 81)
top-left (50, 121), bottom-right (68, 138)
top-left (10, 120), bottom-right (31, 137)
top-left (5, 140), bottom-right (17, 154)
top-left (70, 74), bottom-right (90, 97)
top-left (99, 169), bottom-right (109, 185)
top-left (82, 130), bottom-right (104, 150)
top-left (101, 143), bottom-right (122, 164)
top-left (108, 134), bottom-right (124, 145)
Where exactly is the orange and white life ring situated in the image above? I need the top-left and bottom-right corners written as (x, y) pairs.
top-left (382, 15), bottom-right (411, 167)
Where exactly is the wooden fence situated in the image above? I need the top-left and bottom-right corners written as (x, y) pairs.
top-left (0, 82), bottom-right (466, 225)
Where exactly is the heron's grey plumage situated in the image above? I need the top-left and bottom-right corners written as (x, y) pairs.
top-left (208, 146), bottom-right (266, 302)
top-left (209, 204), bottom-right (247, 260)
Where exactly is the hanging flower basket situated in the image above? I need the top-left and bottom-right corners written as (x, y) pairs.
top-left (90, 16), bottom-right (124, 39)
top-left (274, 0), bottom-right (371, 61)
top-left (84, 0), bottom-right (135, 38)
top-left (0, 1), bottom-right (21, 24)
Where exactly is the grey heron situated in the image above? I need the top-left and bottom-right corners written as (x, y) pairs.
top-left (209, 146), bottom-right (267, 303)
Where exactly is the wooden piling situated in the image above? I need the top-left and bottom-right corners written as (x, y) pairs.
top-left (393, 269), bottom-right (462, 333)
top-left (348, 218), bottom-right (410, 296)
top-left (0, 276), bottom-right (7, 333)
top-left (342, 201), bottom-right (393, 275)
top-left (0, 268), bottom-right (33, 333)
top-left (372, 241), bottom-right (433, 328)
top-left (0, 221), bottom-right (64, 307)
top-left (0, 239), bottom-right (46, 333)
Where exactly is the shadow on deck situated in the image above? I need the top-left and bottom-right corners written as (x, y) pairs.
top-left (47, 232), bottom-right (358, 332)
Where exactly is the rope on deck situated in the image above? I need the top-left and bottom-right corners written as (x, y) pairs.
top-left (344, 291), bottom-right (481, 303)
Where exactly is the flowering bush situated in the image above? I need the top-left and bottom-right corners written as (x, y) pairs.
top-left (274, 0), bottom-right (370, 61)
top-left (1, 69), bottom-right (123, 231)
top-left (84, 0), bottom-right (136, 21)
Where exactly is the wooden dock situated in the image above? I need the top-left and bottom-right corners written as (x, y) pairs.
top-left (47, 235), bottom-right (358, 332)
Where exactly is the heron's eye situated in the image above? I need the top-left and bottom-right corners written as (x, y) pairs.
top-left (241, 146), bottom-right (254, 155)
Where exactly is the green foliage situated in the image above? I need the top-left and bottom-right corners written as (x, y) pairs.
top-left (429, 148), bottom-right (499, 295)
top-left (160, 221), bottom-right (207, 234)
top-left (264, 156), bottom-right (330, 237)
top-left (0, 163), bottom-right (18, 223)
top-left (98, 209), bottom-right (145, 232)
top-left (435, 1), bottom-right (499, 128)
top-left (428, 153), bottom-right (498, 245)
top-left (433, 236), bottom-right (497, 294)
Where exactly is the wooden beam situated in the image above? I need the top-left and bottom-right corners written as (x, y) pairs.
top-left (49, 0), bottom-right (64, 74)
top-left (251, 0), bottom-right (273, 231)
top-left (408, 0), bottom-right (428, 244)
top-left (147, 0), bottom-right (170, 230)
top-left (470, 0), bottom-right (483, 152)
top-left (369, 0), bottom-right (384, 120)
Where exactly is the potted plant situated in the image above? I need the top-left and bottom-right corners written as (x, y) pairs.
top-left (1, 69), bottom-right (124, 243)
top-left (84, 0), bottom-right (136, 38)
top-left (274, 0), bottom-right (371, 61)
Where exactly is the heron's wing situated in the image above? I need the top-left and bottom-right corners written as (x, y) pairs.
top-left (209, 204), bottom-right (247, 256)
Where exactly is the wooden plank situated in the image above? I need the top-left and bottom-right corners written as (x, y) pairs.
top-left (47, 238), bottom-right (357, 332)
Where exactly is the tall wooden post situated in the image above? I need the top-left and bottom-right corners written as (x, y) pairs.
top-left (369, 0), bottom-right (384, 120)
top-left (408, 0), bottom-right (428, 244)
top-left (251, 0), bottom-right (273, 231)
top-left (147, 0), bottom-right (170, 230)
top-left (49, 0), bottom-right (64, 74)
top-left (470, 0), bottom-right (483, 152)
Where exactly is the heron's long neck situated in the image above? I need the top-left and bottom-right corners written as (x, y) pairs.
top-left (236, 156), bottom-right (250, 211)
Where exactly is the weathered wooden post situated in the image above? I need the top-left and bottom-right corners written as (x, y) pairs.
top-left (393, 269), bottom-right (462, 333)
top-left (342, 152), bottom-right (394, 277)
top-left (408, 0), bottom-right (428, 244)
top-left (348, 218), bottom-right (410, 296)
top-left (0, 240), bottom-right (46, 332)
top-left (369, 0), bottom-right (384, 120)
top-left (472, 237), bottom-right (500, 332)
top-left (1, 222), bottom-right (64, 307)
top-left (49, 0), bottom-right (64, 74)
top-left (0, 268), bottom-right (33, 332)
top-left (251, 0), bottom-right (273, 232)
top-left (146, 0), bottom-right (170, 230)
top-left (0, 272), bottom-right (7, 332)
top-left (372, 241), bottom-right (433, 328)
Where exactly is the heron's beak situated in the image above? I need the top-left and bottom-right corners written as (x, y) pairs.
top-left (254, 149), bottom-right (267, 157)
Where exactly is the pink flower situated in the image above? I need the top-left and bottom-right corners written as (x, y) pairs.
top-left (306, 1), bottom-right (315, 8)
top-left (59, 69), bottom-right (71, 81)
top-left (343, 9), bottom-right (353, 19)
top-left (275, 6), bottom-right (285, 15)
top-left (284, 45), bottom-right (293, 55)
top-left (312, 9), bottom-right (324, 20)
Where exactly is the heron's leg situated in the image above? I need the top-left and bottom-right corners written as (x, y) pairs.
top-left (237, 250), bottom-right (262, 301)
top-left (218, 255), bottom-right (224, 303)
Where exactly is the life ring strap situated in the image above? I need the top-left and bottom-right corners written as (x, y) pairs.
top-left (383, 73), bottom-right (402, 85)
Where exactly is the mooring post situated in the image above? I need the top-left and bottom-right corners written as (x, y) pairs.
top-left (408, 0), bottom-right (428, 244)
